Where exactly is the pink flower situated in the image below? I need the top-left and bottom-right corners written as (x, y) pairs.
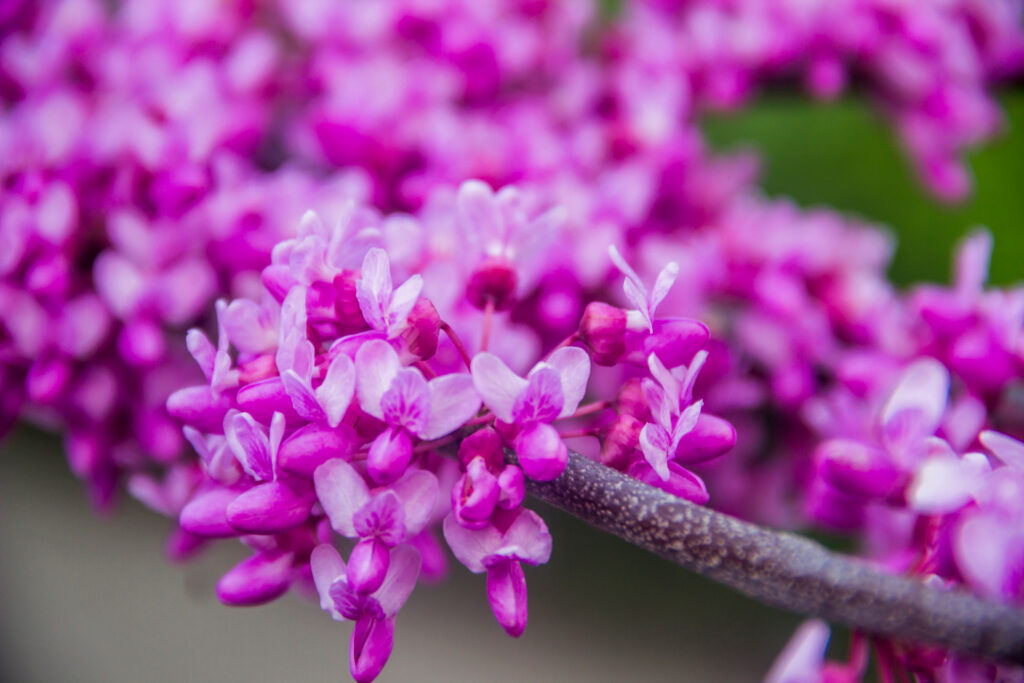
top-left (471, 346), bottom-right (590, 480)
top-left (443, 507), bottom-right (552, 638)
top-left (356, 339), bottom-right (481, 483)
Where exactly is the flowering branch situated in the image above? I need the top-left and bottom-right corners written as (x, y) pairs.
top-left (517, 450), bottom-right (1024, 666)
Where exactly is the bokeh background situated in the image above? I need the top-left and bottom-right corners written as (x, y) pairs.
top-left (1, 91), bottom-right (1022, 682)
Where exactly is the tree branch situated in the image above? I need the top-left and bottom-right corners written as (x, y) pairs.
top-left (517, 450), bottom-right (1024, 665)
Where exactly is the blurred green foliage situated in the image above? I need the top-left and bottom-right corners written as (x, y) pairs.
top-left (703, 90), bottom-right (1024, 287)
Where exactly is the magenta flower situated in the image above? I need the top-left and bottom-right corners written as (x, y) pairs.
top-left (471, 346), bottom-right (590, 480)
top-left (639, 351), bottom-right (706, 481)
top-left (222, 411), bottom-right (315, 534)
top-left (311, 543), bottom-right (421, 683)
top-left (607, 245), bottom-right (679, 333)
top-left (356, 247), bottom-right (423, 338)
top-left (443, 507), bottom-right (552, 637)
top-left (314, 458), bottom-right (438, 593)
top-left (355, 339), bottom-right (481, 483)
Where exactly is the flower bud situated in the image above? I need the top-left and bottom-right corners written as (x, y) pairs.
top-left (117, 319), bottom-right (166, 366)
top-left (513, 422), bottom-right (567, 481)
top-left (457, 426), bottom-right (505, 471)
top-left (673, 414), bottom-right (736, 464)
top-left (452, 456), bottom-right (500, 529)
top-left (367, 427), bottom-right (413, 484)
top-left (166, 385), bottom-right (234, 432)
top-left (226, 480), bottom-right (314, 534)
top-left (598, 414), bottom-right (643, 470)
top-left (347, 538), bottom-right (390, 594)
top-left (278, 422), bottom-right (358, 477)
top-left (466, 256), bottom-right (517, 311)
top-left (578, 302), bottom-right (627, 365)
top-left (26, 353), bottom-right (71, 404)
top-left (350, 615), bottom-right (395, 683)
top-left (217, 552), bottom-right (293, 606)
top-left (401, 297), bottom-right (440, 360)
top-left (485, 559), bottom-right (528, 638)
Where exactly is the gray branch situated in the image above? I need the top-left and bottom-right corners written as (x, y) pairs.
top-left (517, 450), bottom-right (1024, 665)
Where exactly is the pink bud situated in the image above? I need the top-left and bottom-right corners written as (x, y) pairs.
top-left (332, 271), bottom-right (369, 334)
top-left (453, 456), bottom-right (500, 529)
top-left (486, 559), bottom-right (528, 638)
top-left (400, 297), bottom-right (440, 360)
top-left (466, 256), bottom-right (518, 311)
top-left (166, 385), bottom-right (233, 432)
top-left (496, 465), bottom-right (525, 509)
top-left (217, 552), bottom-right (293, 606)
top-left (347, 538), bottom-right (391, 594)
top-left (350, 615), bottom-right (395, 683)
top-left (117, 319), bottom-right (167, 366)
top-left (673, 414), bottom-right (736, 464)
top-left (513, 422), bottom-right (568, 481)
top-left (598, 414), bottom-right (643, 470)
top-left (367, 427), bottom-right (413, 484)
top-left (457, 426), bottom-right (505, 471)
top-left (225, 480), bottom-right (314, 534)
top-left (578, 302), bottom-right (627, 365)
top-left (26, 353), bottom-right (70, 403)
top-left (235, 376), bottom-right (303, 424)
top-left (179, 486), bottom-right (242, 538)
top-left (278, 422), bottom-right (359, 477)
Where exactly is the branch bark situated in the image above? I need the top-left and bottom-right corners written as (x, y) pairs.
top-left (517, 450), bottom-right (1024, 665)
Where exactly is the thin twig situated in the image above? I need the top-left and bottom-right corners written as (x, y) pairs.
top-left (514, 450), bottom-right (1024, 665)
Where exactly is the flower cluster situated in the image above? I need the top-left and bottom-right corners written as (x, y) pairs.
top-left (163, 195), bottom-right (732, 680)
top-left (2, 1), bottom-right (1024, 681)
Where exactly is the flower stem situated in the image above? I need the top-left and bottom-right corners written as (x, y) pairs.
top-left (513, 449), bottom-right (1024, 666)
top-left (440, 321), bottom-right (473, 369)
top-left (480, 299), bottom-right (495, 352)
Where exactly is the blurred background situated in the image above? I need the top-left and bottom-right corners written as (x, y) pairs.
top-left (1, 91), bottom-right (1021, 682)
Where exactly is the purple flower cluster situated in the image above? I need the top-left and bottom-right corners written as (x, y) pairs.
top-left (2, 1), bottom-right (1024, 680)
top-left (164, 196), bottom-right (730, 680)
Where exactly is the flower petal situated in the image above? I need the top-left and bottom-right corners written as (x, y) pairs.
top-left (546, 346), bottom-right (590, 417)
top-left (355, 339), bottom-right (401, 420)
top-left (499, 509), bottom-right (552, 566)
top-left (390, 469), bottom-right (440, 536)
top-left (471, 352), bottom-right (528, 423)
top-left (314, 458), bottom-right (372, 537)
top-left (225, 412), bottom-right (273, 481)
top-left (374, 544), bottom-right (421, 616)
top-left (310, 543), bottom-right (347, 619)
top-left (443, 514), bottom-right (502, 574)
top-left (420, 374), bottom-right (481, 440)
top-left (317, 353), bottom-right (356, 428)
top-left (980, 430), bottom-right (1024, 470)
top-left (385, 274), bottom-right (422, 336)
top-left (356, 247), bottom-right (393, 331)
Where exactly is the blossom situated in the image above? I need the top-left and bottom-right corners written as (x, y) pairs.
top-left (355, 339), bottom-right (481, 483)
top-left (311, 543), bottom-right (421, 683)
top-left (471, 346), bottom-right (590, 480)
top-left (443, 507), bottom-right (552, 637)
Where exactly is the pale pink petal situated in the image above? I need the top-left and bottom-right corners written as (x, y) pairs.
top-left (356, 247), bottom-right (393, 331)
top-left (225, 412), bottom-right (273, 481)
top-left (648, 261), bottom-right (679, 317)
top-left (314, 459), bottom-right (371, 537)
top-left (186, 329), bottom-right (216, 380)
top-left (317, 353), bottom-right (356, 428)
top-left (390, 470), bottom-right (440, 537)
top-left (882, 358), bottom-right (950, 444)
top-left (499, 509), bottom-right (552, 566)
top-left (310, 543), bottom-right (346, 619)
top-left (212, 299), bottom-right (240, 394)
top-left (640, 422), bottom-right (672, 481)
top-left (647, 353), bottom-right (680, 412)
top-left (421, 374), bottom-right (481, 440)
top-left (669, 400), bottom-right (703, 456)
top-left (385, 274), bottom-right (423, 335)
top-left (355, 339), bottom-right (401, 420)
top-left (546, 346), bottom-right (590, 417)
top-left (375, 544), bottom-right (421, 616)
top-left (679, 350), bottom-right (708, 404)
top-left (955, 229), bottom-right (992, 296)
top-left (457, 180), bottom-right (504, 255)
top-left (907, 455), bottom-right (986, 513)
top-left (222, 299), bottom-right (277, 354)
top-left (980, 430), bottom-right (1024, 470)
top-left (282, 370), bottom-right (327, 423)
top-left (954, 513), bottom-right (1018, 599)
top-left (764, 620), bottom-right (831, 683)
top-left (443, 514), bottom-right (502, 573)
top-left (471, 352), bottom-right (528, 423)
